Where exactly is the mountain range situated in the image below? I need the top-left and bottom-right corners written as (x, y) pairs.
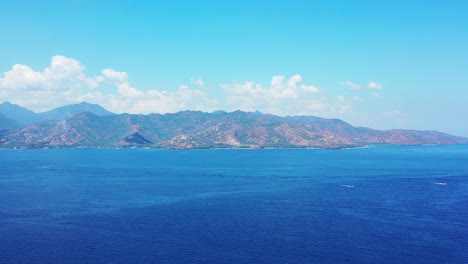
top-left (0, 101), bottom-right (466, 149)
top-left (0, 101), bottom-right (114, 126)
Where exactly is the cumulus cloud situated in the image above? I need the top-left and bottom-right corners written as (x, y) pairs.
top-left (101, 69), bottom-right (128, 83)
top-left (192, 78), bottom-right (205, 88)
top-left (0, 55), bottom-right (211, 113)
top-left (341, 80), bottom-right (384, 91)
top-left (300, 84), bottom-right (320, 93)
top-left (0, 55), bottom-right (362, 118)
top-left (0, 56), bottom-right (104, 111)
top-left (340, 81), bottom-right (361, 90)
top-left (107, 84), bottom-right (213, 114)
top-left (222, 74), bottom-right (311, 108)
top-left (0, 55), bottom-right (98, 91)
top-left (368, 81), bottom-right (383, 89)
top-left (221, 75), bottom-right (302, 110)
top-left (219, 75), bottom-right (356, 117)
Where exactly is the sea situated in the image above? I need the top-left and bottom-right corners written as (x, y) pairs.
top-left (0, 145), bottom-right (467, 264)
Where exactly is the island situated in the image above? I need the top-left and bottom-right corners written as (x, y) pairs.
top-left (1, 101), bottom-right (467, 149)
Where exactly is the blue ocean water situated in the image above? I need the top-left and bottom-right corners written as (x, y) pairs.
top-left (0, 145), bottom-right (467, 264)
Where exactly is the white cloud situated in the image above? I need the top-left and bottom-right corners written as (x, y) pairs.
top-left (192, 78), bottom-right (205, 88)
top-left (330, 95), bottom-right (362, 115)
top-left (0, 56), bottom-right (104, 111)
top-left (107, 84), bottom-right (212, 114)
top-left (0, 55), bottom-right (211, 113)
top-left (341, 80), bottom-right (384, 91)
top-left (219, 75), bottom-right (359, 117)
top-left (271, 75), bottom-right (285, 88)
top-left (301, 85), bottom-right (320, 93)
top-left (340, 81), bottom-right (361, 90)
top-left (222, 74), bottom-right (309, 107)
top-left (0, 55), bottom-right (98, 91)
top-left (368, 81), bottom-right (383, 89)
top-left (0, 56), bottom-right (362, 118)
top-left (101, 69), bottom-right (128, 83)
top-left (286, 74), bottom-right (302, 88)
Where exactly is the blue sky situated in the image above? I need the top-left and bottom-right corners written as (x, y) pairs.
top-left (0, 0), bottom-right (467, 136)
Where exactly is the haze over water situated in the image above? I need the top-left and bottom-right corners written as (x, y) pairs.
top-left (1, 145), bottom-right (467, 263)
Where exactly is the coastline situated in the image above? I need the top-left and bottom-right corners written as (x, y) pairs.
top-left (1, 143), bottom-right (466, 151)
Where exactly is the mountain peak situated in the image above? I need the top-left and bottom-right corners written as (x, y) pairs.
top-left (38, 102), bottom-right (114, 121)
top-left (0, 101), bottom-right (37, 125)
top-left (0, 101), bottom-right (115, 126)
top-left (0, 101), bottom-right (30, 109)
top-left (75, 101), bottom-right (99, 106)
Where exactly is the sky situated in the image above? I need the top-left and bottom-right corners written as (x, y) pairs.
top-left (0, 0), bottom-right (467, 136)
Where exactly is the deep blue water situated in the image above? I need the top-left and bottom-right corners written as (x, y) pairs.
top-left (1, 145), bottom-right (468, 264)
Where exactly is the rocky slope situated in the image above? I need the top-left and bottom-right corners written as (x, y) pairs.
top-left (0, 105), bottom-right (466, 149)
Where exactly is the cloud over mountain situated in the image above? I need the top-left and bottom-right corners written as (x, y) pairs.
top-left (0, 55), bottom-right (383, 120)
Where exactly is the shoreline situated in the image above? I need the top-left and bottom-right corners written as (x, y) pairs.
top-left (1, 143), bottom-right (466, 151)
